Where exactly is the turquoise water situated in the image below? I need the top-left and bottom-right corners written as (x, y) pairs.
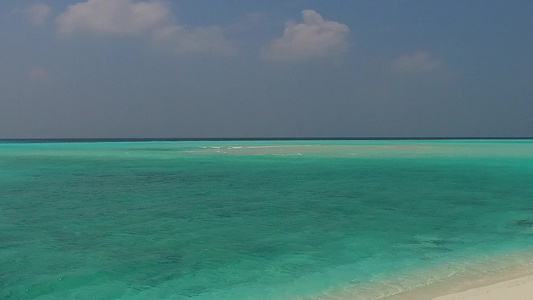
top-left (1, 140), bottom-right (532, 299)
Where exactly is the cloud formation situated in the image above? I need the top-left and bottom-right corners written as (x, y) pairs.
top-left (154, 25), bottom-right (236, 55)
top-left (17, 3), bottom-right (51, 26)
top-left (29, 67), bottom-right (50, 82)
top-left (56, 0), bottom-right (170, 36)
top-left (392, 50), bottom-right (442, 73)
top-left (55, 0), bottom-right (234, 55)
top-left (261, 10), bottom-right (350, 61)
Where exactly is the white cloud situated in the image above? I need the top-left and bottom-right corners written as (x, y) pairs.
top-left (55, 0), bottom-right (235, 55)
top-left (229, 12), bottom-right (267, 33)
top-left (154, 25), bottom-right (236, 55)
top-left (29, 67), bottom-right (50, 82)
top-left (15, 3), bottom-right (51, 26)
top-left (261, 10), bottom-right (350, 61)
top-left (56, 0), bottom-right (170, 36)
top-left (392, 50), bottom-right (442, 73)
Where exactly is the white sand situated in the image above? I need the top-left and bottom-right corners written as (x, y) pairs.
top-left (433, 275), bottom-right (533, 300)
top-left (314, 270), bottom-right (533, 300)
top-left (378, 264), bottom-right (533, 300)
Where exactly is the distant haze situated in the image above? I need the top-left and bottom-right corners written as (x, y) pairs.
top-left (2, 0), bottom-right (532, 138)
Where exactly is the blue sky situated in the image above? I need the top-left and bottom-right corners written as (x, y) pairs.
top-left (1, 0), bottom-right (532, 138)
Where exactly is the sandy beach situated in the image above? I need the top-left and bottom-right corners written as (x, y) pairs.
top-left (374, 256), bottom-right (533, 300)
top-left (433, 275), bottom-right (533, 300)
top-left (382, 267), bottom-right (533, 300)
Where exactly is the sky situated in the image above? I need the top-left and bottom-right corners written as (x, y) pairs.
top-left (1, 0), bottom-right (532, 138)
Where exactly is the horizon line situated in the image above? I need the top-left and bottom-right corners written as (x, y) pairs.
top-left (1, 137), bottom-right (532, 143)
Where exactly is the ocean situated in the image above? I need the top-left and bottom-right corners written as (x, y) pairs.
top-left (1, 140), bottom-right (532, 299)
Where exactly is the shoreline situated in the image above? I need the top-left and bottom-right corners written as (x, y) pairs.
top-left (386, 264), bottom-right (533, 300)
top-left (312, 249), bottom-right (533, 300)
top-left (434, 274), bottom-right (533, 300)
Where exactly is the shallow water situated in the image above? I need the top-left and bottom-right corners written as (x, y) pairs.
top-left (1, 140), bottom-right (532, 299)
